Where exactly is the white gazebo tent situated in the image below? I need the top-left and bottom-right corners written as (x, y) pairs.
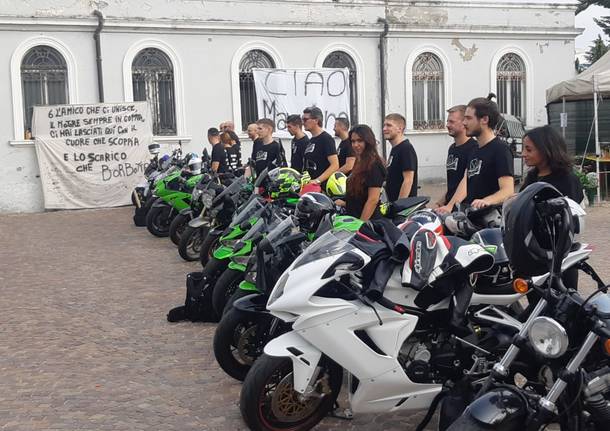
top-left (547, 51), bottom-right (610, 202)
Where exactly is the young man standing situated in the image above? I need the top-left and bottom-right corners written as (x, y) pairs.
top-left (286, 114), bottom-right (309, 173)
top-left (334, 117), bottom-right (355, 175)
top-left (383, 113), bottom-right (418, 201)
top-left (208, 127), bottom-right (227, 173)
top-left (254, 118), bottom-right (282, 175)
top-left (302, 106), bottom-right (339, 185)
top-left (437, 105), bottom-right (478, 208)
top-left (439, 95), bottom-right (514, 211)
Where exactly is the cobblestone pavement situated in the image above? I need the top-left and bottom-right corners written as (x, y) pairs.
top-left (1, 200), bottom-right (609, 431)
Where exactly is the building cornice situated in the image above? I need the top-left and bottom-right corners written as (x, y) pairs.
top-left (0, 16), bottom-right (580, 39)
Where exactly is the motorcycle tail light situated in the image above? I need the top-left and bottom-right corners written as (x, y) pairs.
top-left (513, 278), bottom-right (529, 294)
top-left (604, 339), bottom-right (610, 356)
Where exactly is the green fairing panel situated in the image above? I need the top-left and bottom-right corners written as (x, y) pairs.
top-left (185, 174), bottom-right (203, 188)
top-left (213, 245), bottom-right (233, 259)
top-left (228, 261), bottom-right (247, 272)
top-left (238, 280), bottom-right (258, 292)
top-left (333, 216), bottom-right (364, 232)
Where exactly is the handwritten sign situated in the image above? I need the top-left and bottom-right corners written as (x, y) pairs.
top-left (32, 102), bottom-right (153, 209)
top-left (253, 68), bottom-right (350, 138)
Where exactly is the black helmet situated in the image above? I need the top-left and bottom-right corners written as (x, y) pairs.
top-left (294, 192), bottom-right (335, 233)
top-left (503, 182), bottom-right (574, 277)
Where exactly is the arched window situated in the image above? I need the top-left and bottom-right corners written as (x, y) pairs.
top-left (496, 53), bottom-right (526, 121)
top-left (239, 49), bottom-right (275, 131)
top-left (21, 46), bottom-right (68, 137)
top-left (132, 48), bottom-right (176, 136)
top-left (323, 51), bottom-right (358, 125)
top-left (412, 52), bottom-right (444, 130)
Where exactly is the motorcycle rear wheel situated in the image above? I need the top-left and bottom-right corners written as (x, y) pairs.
top-left (240, 354), bottom-right (342, 431)
top-left (146, 203), bottom-right (174, 237)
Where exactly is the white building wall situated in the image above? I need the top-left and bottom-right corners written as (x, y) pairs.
top-left (0, 0), bottom-right (580, 212)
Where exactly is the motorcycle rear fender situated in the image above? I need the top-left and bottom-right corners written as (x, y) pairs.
top-left (151, 199), bottom-right (171, 209)
top-left (189, 217), bottom-right (211, 228)
top-left (238, 280), bottom-right (257, 292)
top-left (179, 208), bottom-right (192, 216)
top-left (463, 388), bottom-right (527, 430)
top-left (264, 331), bottom-right (321, 394)
top-left (233, 293), bottom-right (267, 314)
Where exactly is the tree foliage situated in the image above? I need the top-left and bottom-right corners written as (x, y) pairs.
top-left (594, 15), bottom-right (610, 38)
top-left (585, 34), bottom-right (609, 64)
top-left (576, 0), bottom-right (610, 14)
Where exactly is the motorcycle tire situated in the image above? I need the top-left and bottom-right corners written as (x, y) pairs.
top-left (178, 225), bottom-right (209, 262)
top-left (199, 232), bottom-right (221, 267)
top-left (169, 212), bottom-right (190, 246)
top-left (222, 287), bottom-right (253, 316)
top-left (240, 354), bottom-right (343, 431)
top-left (212, 268), bottom-right (245, 317)
top-left (213, 308), bottom-right (261, 381)
top-left (146, 203), bottom-right (174, 237)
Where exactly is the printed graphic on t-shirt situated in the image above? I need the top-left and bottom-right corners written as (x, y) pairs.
top-left (256, 150), bottom-right (268, 162)
top-left (387, 155), bottom-right (394, 167)
top-left (305, 143), bottom-right (315, 154)
top-left (305, 159), bottom-right (318, 172)
top-left (468, 159), bottom-right (482, 178)
top-left (446, 154), bottom-right (459, 171)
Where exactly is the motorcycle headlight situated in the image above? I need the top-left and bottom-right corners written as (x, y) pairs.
top-left (192, 188), bottom-right (203, 200)
top-left (201, 193), bottom-right (214, 208)
top-left (527, 317), bottom-right (569, 358)
top-left (268, 271), bottom-right (289, 306)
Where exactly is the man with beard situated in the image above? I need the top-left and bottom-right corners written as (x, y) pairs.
top-left (334, 117), bottom-right (355, 175)
top-left (383, 113), bottom-right (418, 201)
top-left (438, 94), bottom-right (513, 211)
top-left (436, 105), bottom-right (477, 211)
top-left (286, 114), bottom-right (309, 173)
top-left (302, 106), bottom-right (339, 186)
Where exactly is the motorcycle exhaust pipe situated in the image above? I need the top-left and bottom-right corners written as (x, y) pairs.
top-left (584, 367), bottom-right (610, 427)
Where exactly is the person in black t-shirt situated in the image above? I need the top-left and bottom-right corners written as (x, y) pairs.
top-left (207, 127), bottom-right (227, 173)
top-left (302, 107), bottom-right (339, 185)
top-left (519, 125), bottom-right (584, 203)
top-left (336, 124), bottom-right (386, 220)
top-left (286, 114), bottom-right (309, 173)
top-left (383, 113), bottom-right (418, 201)
top-left (436, 105), bottom-right (477, 210)
top-left (220, 131), bottom-right (243, 173)
top-left (334, 117), bottom-right (355, 175)
top-left (253, 118), bottom-right (282, 175)
top-left (439, 94), bottom-right (514, 212)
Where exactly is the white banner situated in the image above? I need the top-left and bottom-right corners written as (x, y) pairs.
top-left (32, 101), bottom-right (153, 209)
top-left (253, 68), bottom-right (350, 138)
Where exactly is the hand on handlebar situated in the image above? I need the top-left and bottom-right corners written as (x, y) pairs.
top-left (471, 198), bottom-right (490, 209)
top-left (435, 204), bottom-right (453, 215)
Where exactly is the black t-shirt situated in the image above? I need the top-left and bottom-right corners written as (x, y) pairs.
top-left (346, 160), bottom-right (386, 219)
top-left (465, 137), bottom-right (514, 204)
top-left (225, 144), bottom-right (242, 172)
top-left (291, 135), bottom-right (309, 173)
top-left (251, 138), bottom-right (263, 161)
top-left (520, 171), bottom-right (584, 203)
top-left (211, 143), bottom-right (227, 173)
top-left (338, 139), bottom-right (355, 173)
top-left (303, 131), bottom-right (337, 179)
top-left (385, 139), bottom-right (418, 202)
top-left (254, 140), bottom-right (281, 175)
top-left (445, 138), bottom-right (478, 203)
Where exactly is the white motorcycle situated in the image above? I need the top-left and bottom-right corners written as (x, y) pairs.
top-left (239, 201), bottom-right (590, 431)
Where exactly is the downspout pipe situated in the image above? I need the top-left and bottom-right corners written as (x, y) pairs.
top-left (378, 17), bottom-right (389, 159)
top-left (93, 10), bottom-right (105, 103)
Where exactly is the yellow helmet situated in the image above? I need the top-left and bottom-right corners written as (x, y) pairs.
top-left (325, 171), bottom-right (347, 198)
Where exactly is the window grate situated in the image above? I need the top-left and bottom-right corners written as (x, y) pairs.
top-left (412, 53), bottom-right (444, 131)
top-left (323, 51), bottom-right (358, 126)
top-left (132, 48), bottom-right (176, 136)
top-left (239, 50), bottom-right (275, 131)
top-left (497, 53), bottom-right (526, 122)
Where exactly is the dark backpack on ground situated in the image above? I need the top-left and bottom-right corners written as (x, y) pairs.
top-left (167, 271), bottom-right (220, 323)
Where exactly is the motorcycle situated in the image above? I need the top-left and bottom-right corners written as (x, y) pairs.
top-left (447, 196), bottom-right (609, 431)
top-left (239, 217), bottom-right (528, 431)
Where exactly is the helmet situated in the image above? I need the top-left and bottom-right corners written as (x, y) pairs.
top-left (264, 167), bottom-right (302, 199)
top-left (159, 154), bottom-right (171, 170)
top-left (407, 210), bottom-right (443, 235)
top-left (294, 192), bottom-right (335, 233)
top-left (503, 182), bottom-right (574, 277)
top-left (326, 172), bottom-right (347, 198)
top-left (148, 143), bottom-right (160, 155)
top-left (187, 156), bottom-right (202, 175)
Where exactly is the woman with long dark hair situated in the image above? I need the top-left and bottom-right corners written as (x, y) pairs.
top-left (339, 124), bottom-right (386, 220)
top-left (520, 125), bottom-right (583, 202)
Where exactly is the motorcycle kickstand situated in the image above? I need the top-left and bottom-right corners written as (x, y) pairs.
top-left (329, 401), bottom-right (353, 420)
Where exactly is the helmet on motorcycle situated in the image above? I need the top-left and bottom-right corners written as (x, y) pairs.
top-left (503, 182), bottom-right (574, 277)
top-left (159, 154), bottom-right (171, 170)
top-left (407, 210), bottom-right (443, 235)
top-left (326, 172), bottom-right (347, 198)
top-left (148, 143), bottom-right (160, 155)
top-left (187, 156), bottom-right (202, 175)
top-left (294, 192), bottom-right (335, 233)
top-left (264, 167), bottom-right (302, 199)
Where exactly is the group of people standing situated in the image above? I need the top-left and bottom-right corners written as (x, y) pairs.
top-left (206, 94), bottom-right (583, 222)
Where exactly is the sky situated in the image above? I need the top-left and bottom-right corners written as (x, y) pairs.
top-left (575, 5), bottom-right (610, 50)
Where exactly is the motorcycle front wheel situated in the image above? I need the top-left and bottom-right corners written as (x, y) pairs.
top-left (178, 225), bottom-right (208, 261)
top-left (199, 232), bottom-right (221, 267)
top-left (212, 268), bottom-right (244, 316)
top-left (222, 287), bottom-right (253, 316)
top-left (169, 212), bottom-right (190, 246)
top-left (146, 203), bottom-right (174, 237)
top-left (240, 354), bottom-right (342, 431)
